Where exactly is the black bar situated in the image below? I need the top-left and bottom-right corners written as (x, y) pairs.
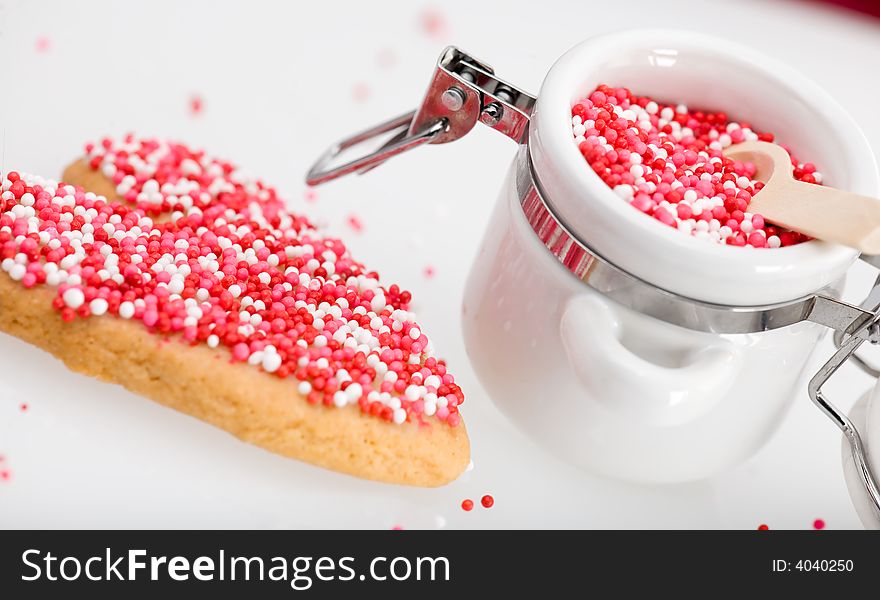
top-left (0, 531), bottom-right (875, 596)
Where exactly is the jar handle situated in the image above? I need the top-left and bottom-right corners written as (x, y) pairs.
top-left (560, 294), bottom-right (741, 427)
top-left (306, 46), bottom-right (535, 186)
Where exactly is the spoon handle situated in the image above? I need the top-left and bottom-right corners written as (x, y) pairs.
top-left (750, 179), bottom-right (880, 254)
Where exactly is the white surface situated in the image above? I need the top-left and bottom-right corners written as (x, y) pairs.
top-left (529, 29), bottom-right (871, 305)
top-left (0, 0), bottom-right (879, 528)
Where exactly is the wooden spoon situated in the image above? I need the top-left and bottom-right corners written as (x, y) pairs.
top-left (724, 141), bottom-right (880, 253)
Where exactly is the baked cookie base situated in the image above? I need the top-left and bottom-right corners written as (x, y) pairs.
top-left (0, 274), bottom-right (470, 486)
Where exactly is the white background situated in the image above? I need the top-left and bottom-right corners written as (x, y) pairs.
top-left (1, 0), bottom-right (879, 528)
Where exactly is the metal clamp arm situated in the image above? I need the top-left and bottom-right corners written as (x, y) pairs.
top-left (306, 46), bottom-right (536, 186)
top-left (306, 112), bottom-right (447, 186)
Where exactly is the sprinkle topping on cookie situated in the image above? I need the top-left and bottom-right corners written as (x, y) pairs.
top-left (0, 136), bottom-right (463, 426)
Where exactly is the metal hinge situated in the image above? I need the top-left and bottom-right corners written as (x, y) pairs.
top-left (306, 46), bottom-right (536, 186)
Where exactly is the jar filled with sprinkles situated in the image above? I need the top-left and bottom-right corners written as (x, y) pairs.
top-left (307, 30), bottom-right (880, 527)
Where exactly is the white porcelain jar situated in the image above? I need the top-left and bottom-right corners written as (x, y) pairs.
top-left (461, 30), bottom-right (879, 483)
top-left (306, 30), bottom-right (880, 492)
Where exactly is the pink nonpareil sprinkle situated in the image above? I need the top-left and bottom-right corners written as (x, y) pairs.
top-left (352, 83), bottom-right (370, 103)
top-left (35, 36), bottom-right (51, 53)
top-left (419, 8), bottom-right (450, 39)
top-left (377, 48), bottom-right (397, 69)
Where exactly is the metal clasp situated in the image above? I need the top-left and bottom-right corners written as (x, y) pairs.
top-left (805, 264), bottom-right (880, 525)
top-left (809, 302), bottom-right (880, 526)
top-left (306, 46), bottom-right (536, 186)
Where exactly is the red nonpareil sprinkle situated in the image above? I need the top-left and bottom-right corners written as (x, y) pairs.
top-left (346, 214), bottom-right (364, 233)
top-left (757, 524), bottom-right (770, 530)
top-left (813, 518), bottom-right (826, 530)
top-left (571, 84), bottom-right (822, 247)
top-left (189, 95), bottom-right (204, 116)
top-left (481, 494), bottom-right (494, 508)
top-left (461, 499), bottom-right (474, 512)
top-left (0, 137), bottom-right (465, 429)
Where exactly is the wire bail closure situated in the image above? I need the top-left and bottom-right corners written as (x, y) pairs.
top-left (811, 306), bottom-right (880, 526)
top-left (305, 46), bottom-right (536, 186)
top-left (305, 45), bottom-right (880, 525)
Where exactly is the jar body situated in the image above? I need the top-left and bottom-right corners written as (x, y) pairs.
top-left (462, 158), bottom-right (840, 483)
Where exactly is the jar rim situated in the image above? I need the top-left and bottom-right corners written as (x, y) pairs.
top-left (528, 29), bottom-right (877, 305)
